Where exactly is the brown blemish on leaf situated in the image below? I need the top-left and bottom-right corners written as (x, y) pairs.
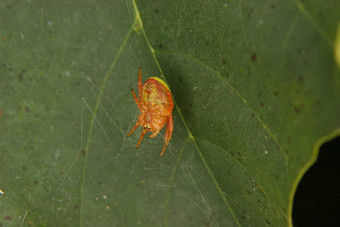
top-left (18, 74), bottom-right (23, 81)
top-left (4, 216), bottom-right (11, 221)
top-left (287, 137), bottom-right (292, 144)
top-left (251, 53), bottom-right (257, 62)
top-left (294, 106), bottom-right (300, 113)
top-left (303, 59), bottom-right (309, 65)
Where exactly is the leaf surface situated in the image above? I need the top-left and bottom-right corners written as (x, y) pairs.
top-left (0, 0), bottom-right (339, 226)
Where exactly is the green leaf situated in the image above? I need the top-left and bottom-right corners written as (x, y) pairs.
top-left (0, 0), bottom-right (339, 226)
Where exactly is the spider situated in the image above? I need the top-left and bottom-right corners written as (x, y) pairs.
top-left (126, 67), bottom-right (174, 156)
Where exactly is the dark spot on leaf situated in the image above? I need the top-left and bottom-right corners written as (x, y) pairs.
top-left (258, 93), bottom-right (262, 97)
top-left (22, 166), bottom-right (26, 170)
top-left (246, 190), bottom-right (251, 195)
top-left (165, 26), bottom-right (168, 31)
top-left (287, 137), bottom-right (291, 144)
top-left (34, 180), bottom-right (39, 185)
top-left (59, 170), bottom-right (63, 175)
top-left (158, 43), bottom-right (163, 49)
top-left (225, 72), bottom-right (230, 78)
top-left (271, 4), bottom-right (276, 8)
top-left (4, 216), bottom-right (11, 221)
top-left (294, 106), bottom-right (300, 113)
top-left (8, 67), bottom-right (12, 71)
top-left (272, 25), bottom-right (278, 32)
top-left (257, 199), bottom-right (261, 203)
top-left (75, 205), bottom-right (79, 209)
top-left (276, 145), bottom-right (280, 150)
top-left (81, 149), bottom-right (85, 155)
top-left (251, 112), bottom-right (255, 117)
top-left (58, 74), bottom-right (61, 78)
top-left (76, 81), bottom-right (81, 86)
top-left (298, 75), bottom-right (303, 82)
top-left (18, 74), bottom-right (23, 81)
top-left (221, 59), bottom-right (226, 64)
top-left (45, 107), bottom-right (49, 111)
top-left (25, 106), bottom-right (31, 112)
top-left (273, 91), bottom-right (278, 96)
top-left (154, 8), bottom-right (158, 14)
top-left (189, 103), bottom-right (192, 108)
top-left (237, 152), bottom-right (241, 156)
top-left (303, 59), bottom-right (309, 65)
top-left (22, 69), bottom-right (26, 73)
top-left (266, 219), bottom-right (270, 225)
top-left (188, 216), bottom-right (192, 220)
top-left (251, 53), bottom-right (257, 62)
top-left (260, 102), bottom-right (264, 107)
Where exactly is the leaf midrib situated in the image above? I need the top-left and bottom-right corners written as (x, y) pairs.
top-left (132, 0), bottom-right (241, 226)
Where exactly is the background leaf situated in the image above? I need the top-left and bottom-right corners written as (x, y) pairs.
top-left (0, 0), bottom-right (339, 226)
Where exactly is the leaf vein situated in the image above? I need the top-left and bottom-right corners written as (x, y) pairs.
top-left (79, 23), bottom-right (134, 225)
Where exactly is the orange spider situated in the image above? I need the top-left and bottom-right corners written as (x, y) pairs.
top-left (126, 67), bottom-right (174, 156)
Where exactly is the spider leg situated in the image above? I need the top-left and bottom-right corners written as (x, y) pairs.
top-left (149, 130), bottom-right (159, 138)
top-left (138, 67), bottom-right (142, 100)
top-left (130, 89), bottom-right (142, 110)
top-left (126, 122), bottom-right (139, 137)
top-left (160, 115), bottom-right (173, 157)
top-left (166, 89), bottom-right (174, 109)
top-left (136, 128), bottom-right (147, 148)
